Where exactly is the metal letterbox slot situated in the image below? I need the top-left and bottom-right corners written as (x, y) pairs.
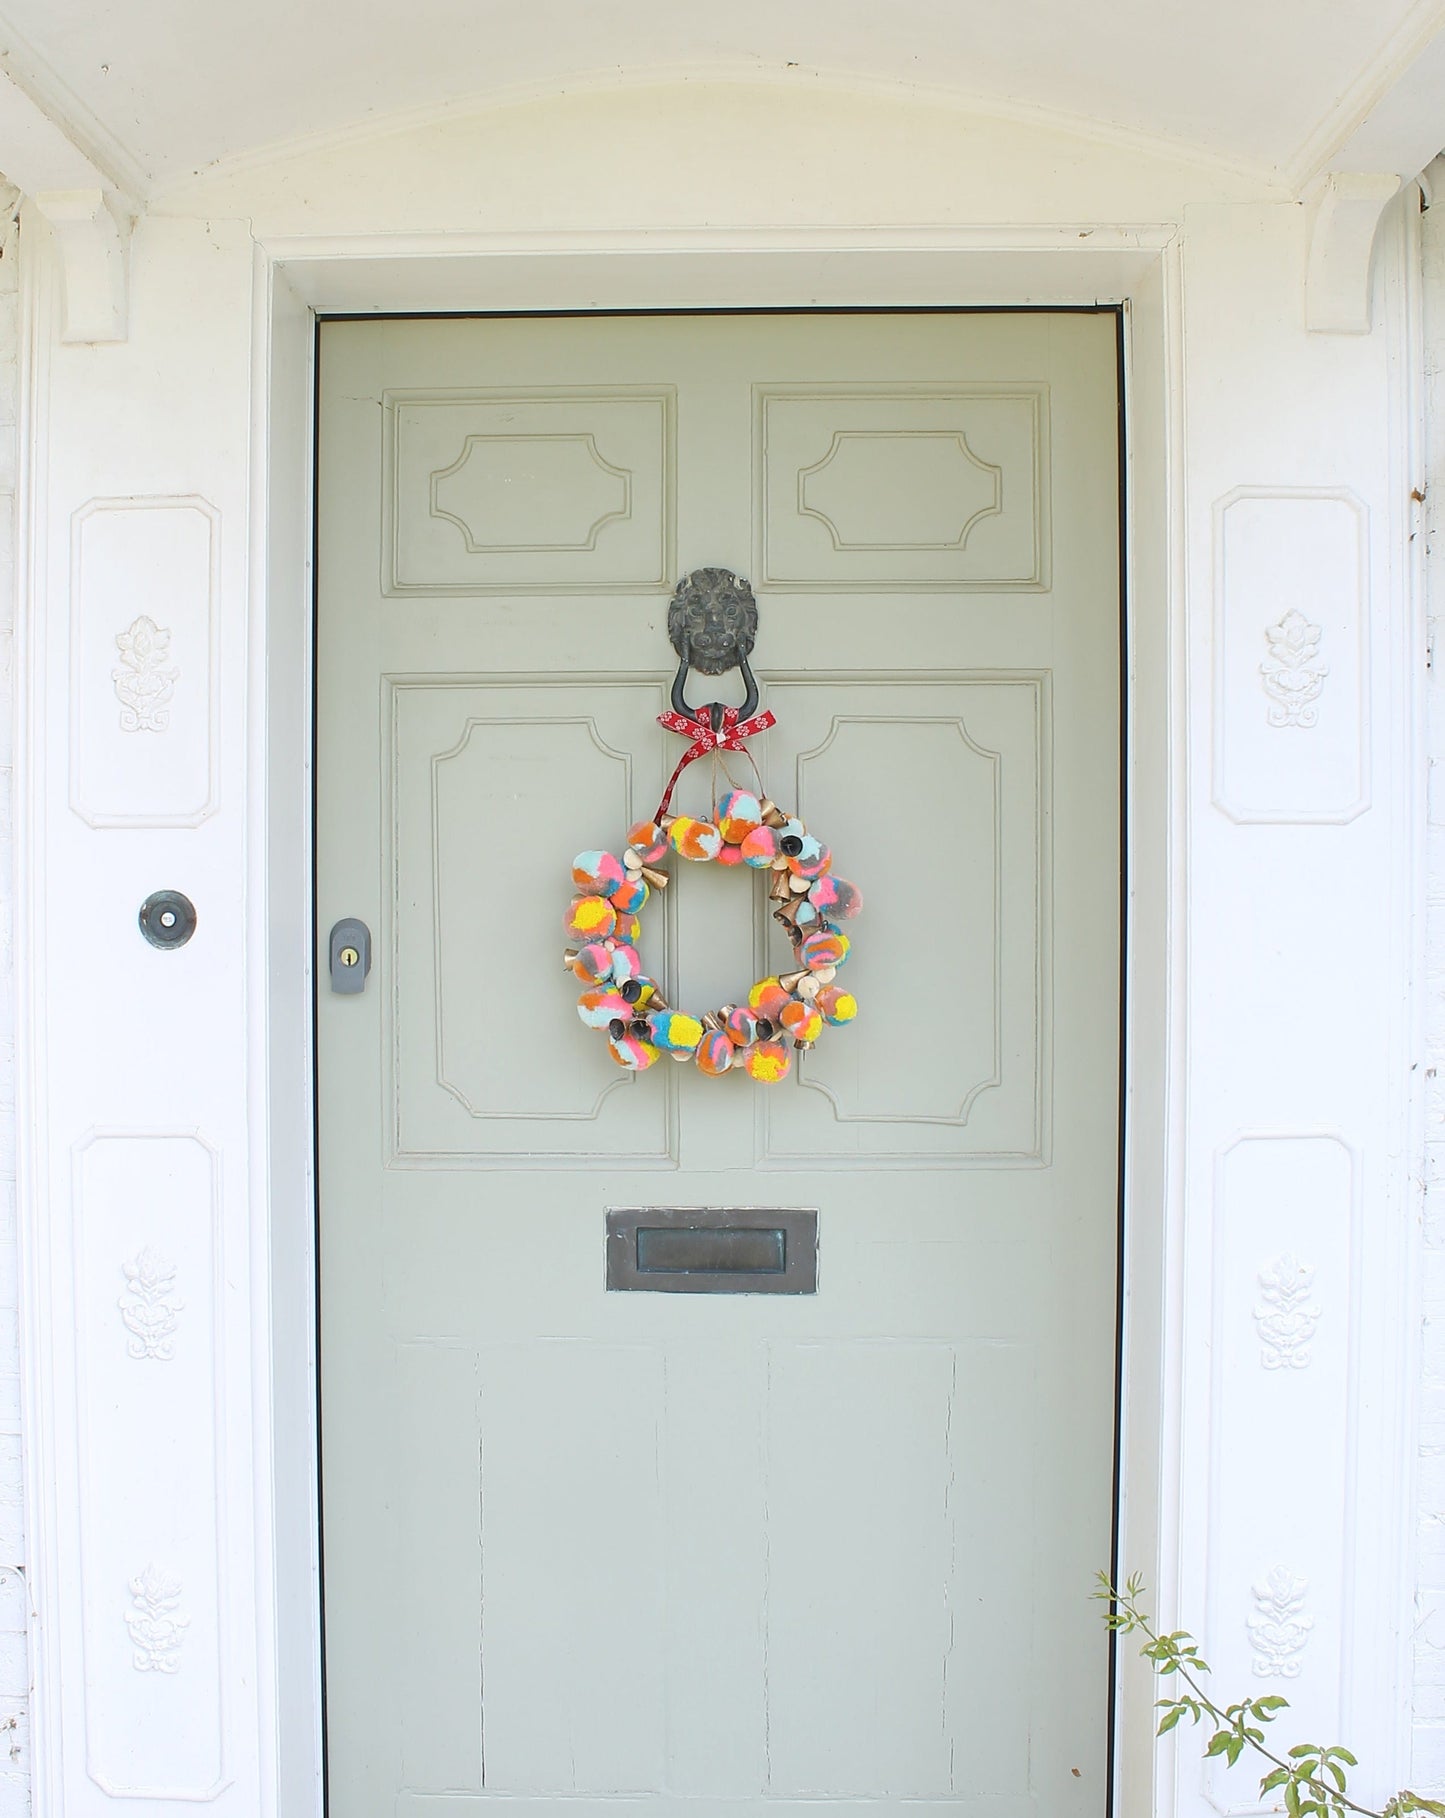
top-left (607, 1207), bottom-right (817, 1294)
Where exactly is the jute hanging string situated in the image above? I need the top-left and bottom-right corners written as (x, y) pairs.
top-left (562, 569), bottom-right (862, 1083)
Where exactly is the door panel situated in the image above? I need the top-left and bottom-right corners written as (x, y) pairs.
top-left (757, 384), bottom-right (1048, 588)
top-left (317, 311), bottom-right (1120, 1818)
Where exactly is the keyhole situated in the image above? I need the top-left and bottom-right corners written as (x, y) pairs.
top-left (340, 946), bottom-right (359, 968)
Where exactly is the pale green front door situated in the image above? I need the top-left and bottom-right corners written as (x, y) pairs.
top-left (316, 311), bottom-right (1121, 1818)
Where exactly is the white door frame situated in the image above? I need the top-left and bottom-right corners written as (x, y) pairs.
top-left (14, 212), bottom-right (1424, 1818)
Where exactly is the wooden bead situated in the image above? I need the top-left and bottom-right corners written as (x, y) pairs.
top-left (789, 873), bottom-right (810, 894)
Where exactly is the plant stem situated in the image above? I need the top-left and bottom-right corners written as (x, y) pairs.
top-left (1118, 1595), bottom-right (1377, 1818)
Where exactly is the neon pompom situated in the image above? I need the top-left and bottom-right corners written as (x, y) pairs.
top-left (609, 943), bottom-right (642, 985)
top-left (740, 826), bottom-right (779, 868)
top-left (627, 820), bottom-right (669, 864)
top-left (786, 836), bottom-right (831, 881)
top-left (780, 1000), bottom-right (823, 1043)
top-left (649, 1010), bottom-right (704, 1053)
top-left (745, 1040), bottom-right (792, 1083)
top-left (791, 898), bottom-right (819, 928)
top-left (613, 910), bottom-right (642, 944)
top-left (611, 873), bottom-right (650, 915)
top-left (572, 850), bottom-right (626, 896)
top-left (800, 930), bottom-right (849, 971)
top-left (578, 989), bottom-right (630, 1029)
top-left (696, 1029), bottom-right (735, 1074)
top-left (817, 986), bottom-right (858, 1025)
top-left (811, 875), bottom-right (862, 919)
top-left (569, 942), bottom-right (614, 984)
top-left (715, 843), bottom-right (745, 866)
top-left (609, 1032), bottom-right (660, 1069)
top-left (717, 789), bottom-right (764, 845)
top-left (668, 816), bottom-right (723, 862)
top-left (748, 977), bottom-right (792, 1020)
top-left (724, 1006), bottom-right (760, 1047)
top-left (566, 895), bottom-right (616, 942)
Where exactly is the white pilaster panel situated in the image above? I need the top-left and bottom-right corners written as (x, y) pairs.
top-left (1169, 198), bottom-right (1420, 1816)
top-left (19, 212), bottom-right (264, 1817)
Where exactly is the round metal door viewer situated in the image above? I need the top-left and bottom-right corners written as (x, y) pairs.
top-left (138, 890), bottom-right (197, 950)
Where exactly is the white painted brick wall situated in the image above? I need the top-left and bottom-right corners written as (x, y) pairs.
top-left (1418, 187), bottom-right (1445, 1792)
top-left (0, 191), bottom-right (28, 1812)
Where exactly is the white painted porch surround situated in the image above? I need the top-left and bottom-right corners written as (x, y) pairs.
top-left (6, 76), bottom-right (1434, 1818)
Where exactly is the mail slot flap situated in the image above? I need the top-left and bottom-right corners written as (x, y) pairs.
top-left (607, 1208), bottom-right (818, 1294)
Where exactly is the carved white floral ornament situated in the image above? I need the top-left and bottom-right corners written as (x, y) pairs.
top-left (112, 615), bottom-right (179, 733)
top-left (1259, 609), bottom-right (1328, 729)
top-left (125, 1564), bottom-right (189, 1673)
top-left (1247, 1567), bottom-right (1313, 1678)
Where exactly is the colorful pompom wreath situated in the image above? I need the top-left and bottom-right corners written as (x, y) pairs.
top-left (565, 795), bottom-right (862, 1081)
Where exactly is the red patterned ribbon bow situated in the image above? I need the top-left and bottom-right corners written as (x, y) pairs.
top-left (654, 704), bottom-right (776, 821)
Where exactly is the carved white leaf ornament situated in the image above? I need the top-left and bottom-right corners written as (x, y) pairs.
top-left (118, 1246), bottom-right (182, 1360)
top-left (1253, 1254), bottom-right (1321, 1370)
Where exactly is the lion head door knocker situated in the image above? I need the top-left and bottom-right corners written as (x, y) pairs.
top-left (667, 567), bottom-right (760, 731)
top-left (560, 568), bottom-right (864, 1083)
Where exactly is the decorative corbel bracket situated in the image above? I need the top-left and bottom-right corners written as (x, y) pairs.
top-left (1304, 172), bottom-right (1403, 335)
top-left (32, 188), bottom-right (130, 344)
